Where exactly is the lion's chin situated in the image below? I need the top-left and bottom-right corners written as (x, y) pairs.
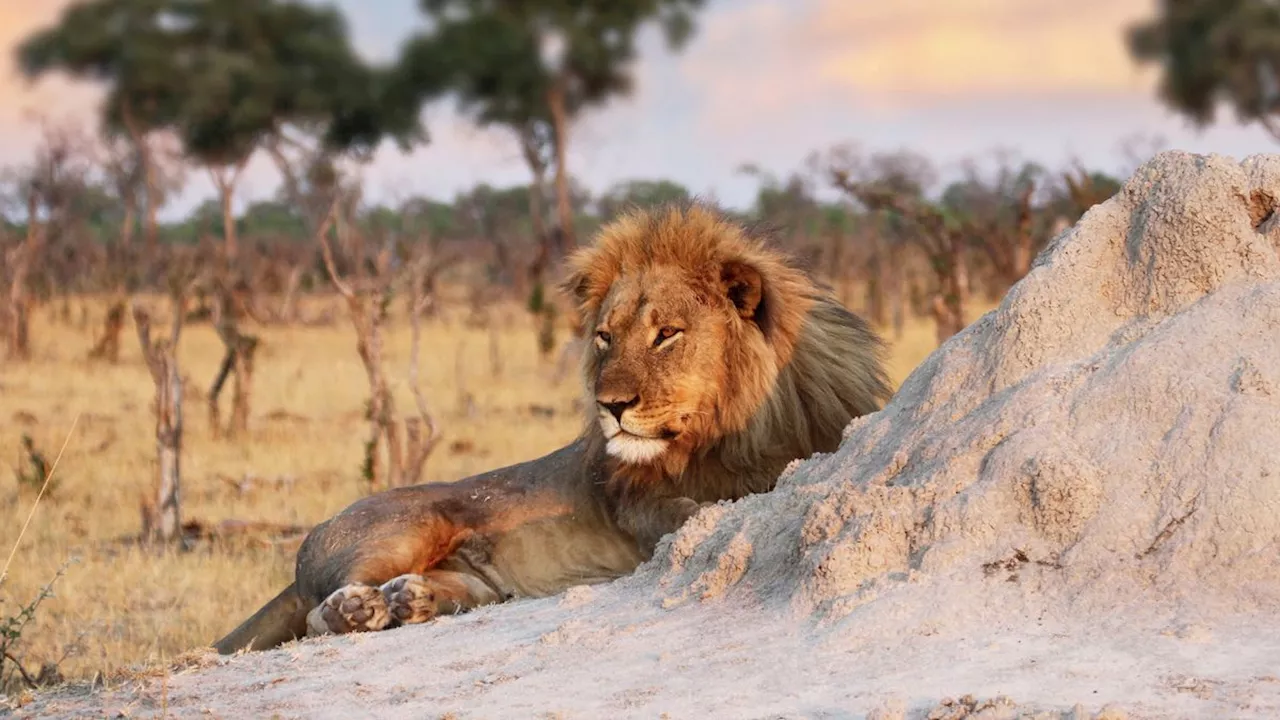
top-left (604, 433), bottom-right (670, 465)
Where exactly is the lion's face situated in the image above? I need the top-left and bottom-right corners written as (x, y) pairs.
top-left (586, 264), bottom-right (741, 466)
top-left (564, 205), bottom-right (815, 475)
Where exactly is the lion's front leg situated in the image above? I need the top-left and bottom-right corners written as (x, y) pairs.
top-left (618, 495), bottom-right (707, 553)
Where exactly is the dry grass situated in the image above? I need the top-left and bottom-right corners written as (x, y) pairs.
top-left (0, 289), bottom-right (988, 688)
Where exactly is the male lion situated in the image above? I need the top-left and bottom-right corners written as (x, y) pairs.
top-left (213, 203), bottom-right (891, 654)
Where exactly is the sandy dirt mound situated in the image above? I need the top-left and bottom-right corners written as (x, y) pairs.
top-left (10, 151), bottom-right (1280, 719)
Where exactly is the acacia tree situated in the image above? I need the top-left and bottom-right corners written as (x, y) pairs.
top-left (939, 151), bottom-right (1046, 293)
top-left (398, 0), bottom-right (709, 252)
top-left (16, 0), bottom-right (187, 252)
top-left (825, 146), bottom-right (979, 345)
top-left (34, 0), bottom-right (419, 439)
top-left (1128, 0), bottom-right (1280, 142)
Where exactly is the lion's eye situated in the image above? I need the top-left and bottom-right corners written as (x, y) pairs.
top-left (596, 330), bottom-right (611, 345)
top-left (654, 326), bottom-right (682, 347)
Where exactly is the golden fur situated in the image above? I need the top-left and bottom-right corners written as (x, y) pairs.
top-left (212, 202), bottom-right (891, 654)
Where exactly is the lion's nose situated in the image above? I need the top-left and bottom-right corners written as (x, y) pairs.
top-left (598, 396), bottom-right (638, 422)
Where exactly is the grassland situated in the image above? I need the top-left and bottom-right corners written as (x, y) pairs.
top-left (0, 289), bottom-right (967, 689)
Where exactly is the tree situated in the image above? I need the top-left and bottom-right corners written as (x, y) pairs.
top-left (596, 179), bottom-right (691, 220)
top-left (939, 151), bottom-right (1046, 291)
top-left (18, 0), bottom-right (421, 253)
top-left (1, 119), bottom-right (96, 360)
top-left (399, 0), bottom-right (709, 250)
top-left (133, 272), bottom-right (196, 545)
top-left (316, 180), bottom-right (446, 494)
top-left (165, 0), bottom-right (405, 258)
top-left (22, 0), bottom-right (425, 440)
top-left (1127, 0), bottom-right (1280, 142)
top-left (16, 0), bottom-right (188, 251)
top-left (826, 146), bottom-right (979, 345)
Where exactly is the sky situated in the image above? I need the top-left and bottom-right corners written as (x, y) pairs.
top-left (0, 0), bottom-right (1275, 220)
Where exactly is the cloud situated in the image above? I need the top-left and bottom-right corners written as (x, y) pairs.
top-left (809, 0), bottom-right (1157, 103)
top-left (681, 0), bottom-right (1160, 133)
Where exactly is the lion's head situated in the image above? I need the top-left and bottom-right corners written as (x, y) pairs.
top-left (562, 203), bottom-right (886, 480)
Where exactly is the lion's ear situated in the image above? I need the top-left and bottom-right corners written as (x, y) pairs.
top-left (558, 249), bottom-right (595, 307)
top-left (721, 260), bottom-right (765, 321)
top-left (559, 268), bottom-right (590, 307)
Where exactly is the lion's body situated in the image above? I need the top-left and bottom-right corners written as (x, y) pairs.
top-left (213, 204), bottom-right (892, 655)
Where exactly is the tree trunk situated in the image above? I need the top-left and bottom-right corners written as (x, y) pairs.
top-left (864, 234), bottom-right (888, 327)
top-left (317, 201), bottom-right (440, 494)
top-left (220, 184), bottom-right (238, 261)
top-left (280, 265), bottom-right (303, 323)
top-left (154, 354), bottom-right (183, 542)
top-left (1011, 181), bottom-right (1036, 282)
top-left (228, 336), bottom-right (258, 439)
top-left (520, 121), bottom-right (562, 361)
top-left (931, 232), bottom-right (969, 345)
top-left (144, 159), bottom-right (159, 255)
top-left (208, 332), bottom-right (257, 440)
top-left (356, 311), bottom-right (391, 493)
top-left (7, 296), bottom-right (30, 361)
top-left (865, 271), bottom-right (886, 327)
top-left (889, 245), bottom-right (906, 340)
top-left (88, 300), bottom-right (126, 363)
top-left (208, 344), bottom-right (234, 440)
top-left (547, 77), bottom-right (575, 249)
top-left (209, 162), bottom-right (247, 261)
top-left (133, 305), bottom-right (185, 545)
top-left (6, 221), bottom-right (41, 361)
top-left (120, 202), bottom-right (136, 247)
top-left (122, 104), bottom-right (159, 254)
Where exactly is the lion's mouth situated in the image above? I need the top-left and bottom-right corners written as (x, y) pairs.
top-left (604, 426), bottom-right (679, 442)
top-left (604, 432), bottom-right (670, 464)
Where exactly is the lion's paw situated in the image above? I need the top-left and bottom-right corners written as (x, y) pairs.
top-left (380, 574), bottom-right (439, 625)
top-left (307, 583), bottom-right (391, 636)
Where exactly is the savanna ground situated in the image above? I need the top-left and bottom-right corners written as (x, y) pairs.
top-left (0, 287), bottom-right (985, 692)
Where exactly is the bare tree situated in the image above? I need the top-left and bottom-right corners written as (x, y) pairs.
top-left (133, 272), bottom-right (195, 544)
top-left (942, 151), bottom-right (1045, 293)
top-left (3, 219), bottom-right (43, 361)
top-left (316, 191), bottom-right (446, 493)
top-left (206, 270), bottom-right (261, 441)
top-left (2, 118), bottom-right (95, 360)
top-left (87, 298), bottom-right (127, 363)
top-left (822, 146), bottom-right (945, 341)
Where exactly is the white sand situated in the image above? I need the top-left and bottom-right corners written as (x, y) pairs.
top-left (10, 151), bottom-right (1280, 719)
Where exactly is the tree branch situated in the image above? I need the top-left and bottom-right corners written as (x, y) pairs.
top-left (314, 201), bottom-right (354, 302)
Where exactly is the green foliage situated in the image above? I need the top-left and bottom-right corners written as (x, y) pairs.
top-left (403, 0), bottom-right (706, 125)
top-left (1128, 0), bottom-right (1280, 137)
top-left (528, 281), bottom-right (547, 315)
top-left (16, 0), bottom-right (425, 170)
top-left (597, 178), bottom-right (691, 219)
top-left (15, 435), bottom-right (52, 496)
top-left (1, 559), bottom-right (76, 693)
top-left (239, 200), bottom-right (307, 239)
top-left (16, 0), bottom-right (185, 139)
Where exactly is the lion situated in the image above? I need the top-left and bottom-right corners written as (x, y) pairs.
top-left (212, 202), bottom-right (892, 654)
